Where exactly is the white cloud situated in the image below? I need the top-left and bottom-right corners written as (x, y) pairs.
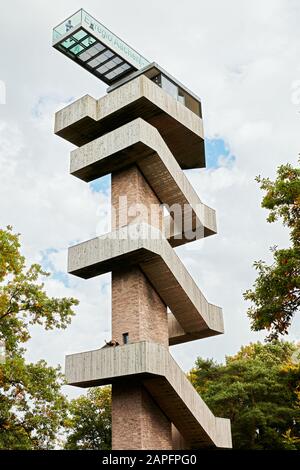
top-left (0, 0), bottom-right (299, 397)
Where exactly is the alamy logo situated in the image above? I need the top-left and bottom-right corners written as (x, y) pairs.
top-left (0, 80), bottom-right (6, 104)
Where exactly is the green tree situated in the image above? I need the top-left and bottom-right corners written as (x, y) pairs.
top-left (244, 160), bottom-right (300, 339)
top-left (189, 341), bottom-right (300, 449)
top-left (0, 226), bottom-right (79, 449)
top-left (64, 387), bottom-right (111, 450)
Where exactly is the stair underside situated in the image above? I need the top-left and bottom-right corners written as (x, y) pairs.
top-left (68, 223), bottom-right (224, 344)
top-left (65, 341), bottom-right (232, 448)
top-left (55, 75), bottom-right (205, 170)
top-left (70, 118), bottom-right (216, 247)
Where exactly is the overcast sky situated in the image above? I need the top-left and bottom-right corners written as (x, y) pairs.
top-left (0, 0), bottom-right (299, 398)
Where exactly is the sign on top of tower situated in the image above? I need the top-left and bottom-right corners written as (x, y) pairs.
top-left (52, 9), bottom-right (150, 85)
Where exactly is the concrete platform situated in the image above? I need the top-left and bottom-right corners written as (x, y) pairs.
top-left (70, 118), bottom-right (216, 245)
top-left (68, 223), bottom-right (224, 342)
top-left (65, 341), bottom-right (232, 449)
top-left (55, 75), bottom-right (205, 169)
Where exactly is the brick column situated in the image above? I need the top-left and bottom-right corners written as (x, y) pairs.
top-left (111, 165), bottom-right (172, 450)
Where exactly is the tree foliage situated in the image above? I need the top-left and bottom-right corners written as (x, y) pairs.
top-left (244, 161), bottom-right (300, 339)
top-left (64, 387), bottom-right (111, 450)
top-left (0, 226), bottom-right (79, 449)
top-left (189, 341), bottom-right (300, 449)
top-left (2, 226), bottom-right (300, 450)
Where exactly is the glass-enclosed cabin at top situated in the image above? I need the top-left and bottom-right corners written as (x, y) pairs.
top-left (52, 9), bottom-right (202, 118)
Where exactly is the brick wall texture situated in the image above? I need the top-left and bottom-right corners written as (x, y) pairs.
top-left (111, 164), bottom-right (185, 450)
top-left (112, 379), bottom-right (173, 450)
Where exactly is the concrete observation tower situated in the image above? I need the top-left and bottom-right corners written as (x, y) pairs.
top-left (52, 9), bottom-right (232, 450)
